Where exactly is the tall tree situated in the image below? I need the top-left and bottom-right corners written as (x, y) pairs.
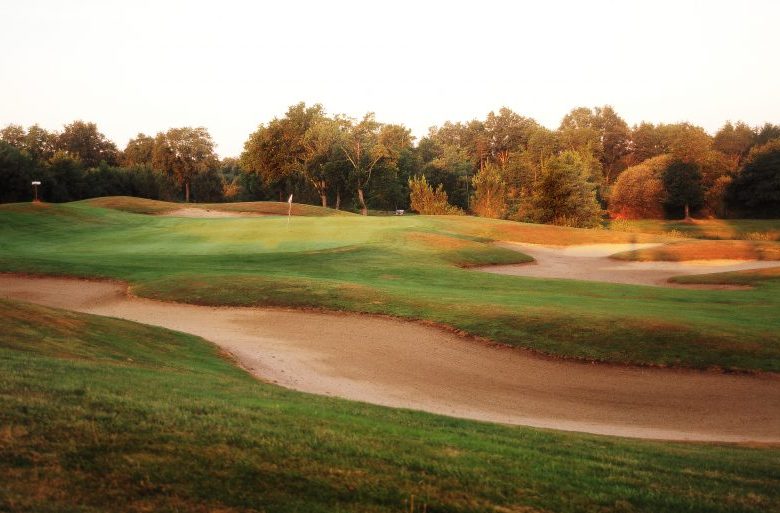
top-left (56, 121), bottom-right (119, 168)
top-left (24, 125), bottom-right (57, 161)
top-left (0, 142), bottom-right (36, 202)
top-left (152, 127), bottom-right (217, 202)
top-left (594, 106), bottom-right (631, 183)
top-left (629, 122), bottom-right (667, 165)
top-left (726, 139), bottom-right (780, 218)
top-left (662, 160), bottom-right (704, 219)
top-left (338, 113), bottom-right (412, 215)
top-left (558, 105), bottom-right (630, 184)
top-left (0, 124), bottom-right (57, 161)
top-left (755, 123), bottom-right (780, 146)
top-left (123, 133), bottom-right (155, 167)
top-left (663, 123), bottom-right (712, 165)
top-left (713, 121), bottom-right (756, 169)
top-left (484, 107), bottom-right (538, 167)
top-left (531, 151), bottom-right (602, 228)
top-left (0, 124), bottom-right (26, 148)
top-left (240, 103), bottom-right (341, 207)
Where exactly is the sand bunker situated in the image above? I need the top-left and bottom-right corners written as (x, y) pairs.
top-left (162, 208), bottom-right (271, 218)
top-left (2, 274), bottom-right (779, 443)
top-left (477, 242), bottom-right (780, 288)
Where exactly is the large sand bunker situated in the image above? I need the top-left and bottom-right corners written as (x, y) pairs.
top-left (477, 242), bottom-right (780, 288)
top-left (2, 274), bottom-right (778, 443)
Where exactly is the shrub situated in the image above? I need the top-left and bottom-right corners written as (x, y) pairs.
top-left (408, 175), bottom-right (462, 215)
top-left (471, 163), bottom-right (508, 219)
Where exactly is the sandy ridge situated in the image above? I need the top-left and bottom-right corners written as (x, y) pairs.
top-left (1, 274), bottom-right (779, 443)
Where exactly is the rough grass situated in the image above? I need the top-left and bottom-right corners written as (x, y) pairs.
top-left (1, 199), bottom-right (779, 371)
top-left (611, 240), bottom-right (780, 261)
top-left (1, 298), bottom-right (779, 513)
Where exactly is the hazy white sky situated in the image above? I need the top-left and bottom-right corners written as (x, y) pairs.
top-left (2, 0), bottom-right (779, 157)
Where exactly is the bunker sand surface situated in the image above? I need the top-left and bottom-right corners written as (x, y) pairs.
top-left (478, 242), bottom-right (780, 288)
top-left (2, 274), bottom-right (779, 443)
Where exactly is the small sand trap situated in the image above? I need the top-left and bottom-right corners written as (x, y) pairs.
top-left (162, 208), bottom-right (271, 218)
top-left (1, 274), bottom-right (779, 443)
top-left (477, 242), bottom-right (780, 288)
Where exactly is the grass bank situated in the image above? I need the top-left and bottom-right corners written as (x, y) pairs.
top-left (1, 298), bottom-right (778, 513)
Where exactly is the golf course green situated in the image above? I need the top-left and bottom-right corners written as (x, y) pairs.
top-left (1, 197), bottom-right (779, 512)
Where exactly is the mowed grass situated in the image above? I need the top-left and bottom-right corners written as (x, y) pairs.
top-left (1, 298), bottom-right (779, 513)
top-left (1, 199), bottom-right (780, 372)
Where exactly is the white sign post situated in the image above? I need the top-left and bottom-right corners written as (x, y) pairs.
top-left (31, 181), bottom-right (41, 202)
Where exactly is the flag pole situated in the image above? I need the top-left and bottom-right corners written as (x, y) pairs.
top-left (287, 194), bottom-right (293, 230)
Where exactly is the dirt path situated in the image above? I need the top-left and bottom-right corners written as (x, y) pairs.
top-left (476, 242), bottom-right (780, 288)
top-left (2, 274), bottom-right (779, 443)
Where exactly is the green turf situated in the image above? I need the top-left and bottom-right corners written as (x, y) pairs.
top-left (1, 298), bottom-right (778, 513)
top-left (1, 199), bottom-right (780, 372)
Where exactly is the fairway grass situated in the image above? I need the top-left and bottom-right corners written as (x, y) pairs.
top-left (1, 298), bottom-right (779, 513)
top-left (1, 199), bottom-right (780, 371)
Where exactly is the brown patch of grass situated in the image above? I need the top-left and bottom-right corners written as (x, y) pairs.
top-left (432, 217), bottom-right (667, 246)
top-left (406, 232), bottom-right (474, 250)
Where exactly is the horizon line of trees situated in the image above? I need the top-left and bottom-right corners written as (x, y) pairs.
top-left (2, 104), bottom-right (779, 223)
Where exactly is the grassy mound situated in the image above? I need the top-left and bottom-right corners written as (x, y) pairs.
top-left (78, 196), bottom-right (354, 216)
top-left (1, 298), bottom-right (778, 513)
top-left (670, 267), bottom-right (780, 287)
top-left (610, 240), bottom-right (780, 261)
top-left (607, 218), bottom-right (780, 241)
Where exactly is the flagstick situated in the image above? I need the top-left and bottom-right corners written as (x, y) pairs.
top-left (287, 194), bottom-right (293, 231)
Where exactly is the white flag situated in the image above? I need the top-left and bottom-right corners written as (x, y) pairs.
top-left (287, 194), bottom-right (293, 204)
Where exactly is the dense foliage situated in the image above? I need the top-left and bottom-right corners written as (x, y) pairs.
top-left (727, 140), bottom-right (780, 217)
top-left (1, 107), bottom-right (779, 220)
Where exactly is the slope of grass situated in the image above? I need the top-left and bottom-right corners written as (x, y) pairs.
top-left (607, 218), bottom-right (780, 240)
top-left (670, 267), bottom-right (780, 286)
top-left (1, 298), bottom-right (778, 513)
top-left (611, 240), bottom-right (780, 261)
top-left (1, 199), bottom-right (779, 371)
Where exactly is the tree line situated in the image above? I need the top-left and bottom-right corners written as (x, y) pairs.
top-left (1, 104), bottom-right (779, 223)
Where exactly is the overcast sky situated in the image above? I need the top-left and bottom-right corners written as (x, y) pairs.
top-left (2, 0), bottom-right (779, 157)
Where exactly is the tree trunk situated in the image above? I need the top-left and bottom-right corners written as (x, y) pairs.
top-left (357, 188), bottom-right (368, 216)
top-left (335, 190), bottom-right (341, 210)
top-left (320, 194), bottom-right (327, 208)
top-left (185, 181), bottom-right (190, 203)
top-left (684, 203), bottom-right (690, 220)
